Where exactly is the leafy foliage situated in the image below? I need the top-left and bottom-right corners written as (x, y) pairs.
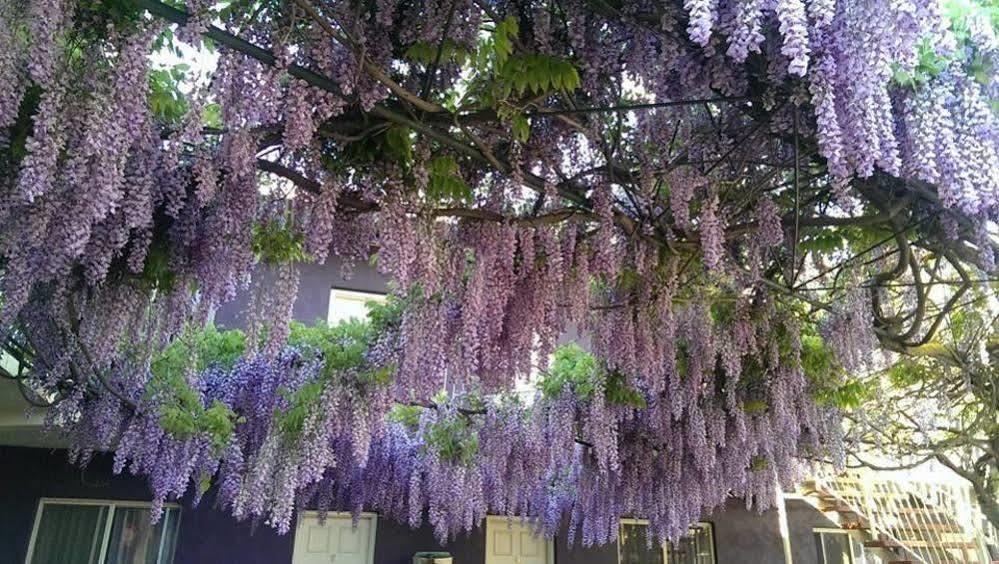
top-left (426, 155), bottom-right (472, 203)
top-left (149, 326), bottom-right (244, 449)
top-left (539, 344), bottom-right (646, 408)
top-left (148, 64), bottom-right (190, 124)
top-left (278, 297), bottom-right (405, 435)
top-left (252, 219), bottom-right (309, 266)
top-left (893, 0), bottom-right (999, 90)
top-left (424, 412), bottom-right (479, 466)
top-left (405, 40), bottom-right (471, 67)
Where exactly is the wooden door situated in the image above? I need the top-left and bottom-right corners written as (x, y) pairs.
top-left (291, 514), bottom-right (376, 564)
top-left (485, 517), bottom-right (552, 564)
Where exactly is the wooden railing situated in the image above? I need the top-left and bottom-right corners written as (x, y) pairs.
top-left (808, 471), bottom-right (993, 563)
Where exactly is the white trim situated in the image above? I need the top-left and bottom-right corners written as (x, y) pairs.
top-left (776, 484), bottom-right (794, 564)
top-left (34, 497), bottom-right (181, 509)
top-left (291, 511), bottom-right (378, 564)
top-left (23, 498), bottom-right (45, 564)
top-left (484, 515), bottom-right (555, 564)
top-left (297, 510), bottom-right (379, 519)
top-left (618, 517), bottom-right (651, 525)
top-left (25, 498), bottom-right (181, 564)
top-left (95, 504), bottom-right (113, 564)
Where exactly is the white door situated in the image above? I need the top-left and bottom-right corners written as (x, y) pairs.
top-left (292, 513), bottom-right (376, 564)
top-left (485, 516), bottom-right (553, 564)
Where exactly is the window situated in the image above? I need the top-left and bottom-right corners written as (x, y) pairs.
top-left (814, 530), bottom-right (868, 564)
top-left (618, 520), bottom-right (715, 564)
top-left (668, 523), bottom-right (715, 564)
top-left (328, 288), bottom-right (386, 326)
top-left (26, 499), bottom-right (180, 564)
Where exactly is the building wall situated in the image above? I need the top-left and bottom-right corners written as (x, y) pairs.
top-left (0, 446), bottom-right (291, 564)
top-left (786, 498), bottom-right (841, 564)
top-left (0, 445), bottom-right (830, 564)
top-left (214, 258), bottom-right (388, 330)
top-left (707, 499), bottom-right (787, 564)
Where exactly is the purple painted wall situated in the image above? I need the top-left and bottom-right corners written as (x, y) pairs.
top-left (214, 258), bottom-right (389, 330)
top-left (0, 446), bottom-right (292, 564)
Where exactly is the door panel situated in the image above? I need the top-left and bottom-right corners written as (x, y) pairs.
top-left (485, 518), bottom-right (551, 564)
top-left (292, 515), bottom-right (374, 564)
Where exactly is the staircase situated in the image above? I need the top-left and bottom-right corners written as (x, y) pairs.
top-left (802, 472), bottom-right (993, 563)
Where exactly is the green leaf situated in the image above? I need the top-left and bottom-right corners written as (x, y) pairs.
top-left (252, 219), bottom-right (310, 266)
top-left (404, 40), bottom-right (471, 66)
top-left (426, 155), bottom-right (472, 203)
top-left (203, 103), bottom-right (222, 128)
top-left (148, 66), bottom-right (190, 124)
top-left (275, 296), bottom-right (409, 436)
top-left (494, 54), bottom-right (581, 101)
top-left (384, 126), bottom-right (414, 163)
top-left (538, 344), bottom-right (646, 408)
top-left (511, 113), bottom-right (530, 142)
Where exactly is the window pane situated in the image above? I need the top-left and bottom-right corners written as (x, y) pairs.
top-left (619, 524), bottom-right (664, 564)
top-left (816, 532), bottom-right (851, 564)
top-left (29, 504), bottom-right (108, 564)
top-left (849, 536), bottom-right (872, 564)
top-left (105, 507), bottom-right (181, 564)
top-left (158, 509), bottom-right (180, 564)
top-left (667, 525), bottom-right (714, 564)
top-left (691, 525), bottom-right (715, 564)
top-left (328, 289), bottom-right (385, 325)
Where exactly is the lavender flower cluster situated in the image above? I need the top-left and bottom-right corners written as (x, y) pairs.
top-left (48, 293), bottom-right (839, 545)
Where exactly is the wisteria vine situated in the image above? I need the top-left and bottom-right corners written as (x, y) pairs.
top-left (0, 0), bottom-right (996, 547)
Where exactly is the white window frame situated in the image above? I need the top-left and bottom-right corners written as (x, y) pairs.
top-left (814, 527), bottom-right (867, 564)
top-left (617, 518), bottom-right (716, 564)
top-left (327, 288), bottom-right (387, 326)
top-left (25, 497), bottom-right (181, 564)
top-left (291, 511), bottom-right (378, 564)
top-left (484, 515), bottom-right (555, 564)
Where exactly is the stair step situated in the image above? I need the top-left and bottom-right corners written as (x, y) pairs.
top-left (903, 540), bottom-right (978, 549)
top-left (887, 522), bottom-right (963, 533)
top-left (866, 539), bottom-right (978, 549)
top-left (895, 507), bottom-right (955, 519)
top-left (818, 501), bottom-right (857, 513)
top-left (865, 539), bottom-right (903, 549)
